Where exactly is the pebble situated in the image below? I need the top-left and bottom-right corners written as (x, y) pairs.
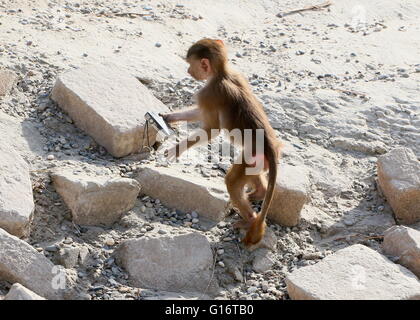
top-left (217, 249), bottom-right (224, 255)
top-left (105, 238), bottom-right (115, 246)
top-left (47, 154), bottom-right (55, 160)
top-left (118, 287), bottom-right (130, 293)
top-left (111, 267), bottom-right (121, 275)
top-left (218, 261), bottom-right (225, 267)
top-left (218, 222), bottom-right (227, 228)
top-left (63, 237), bottom-right (73, 244)
top-left (45, 245), bottom-right (59, 252)
top-left (247, 286), bottom-right (258, 294)
top-left (105, 258), bottom-right (115, 267)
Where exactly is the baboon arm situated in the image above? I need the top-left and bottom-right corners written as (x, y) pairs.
top-left (161, 107), bottom-right (201, 123)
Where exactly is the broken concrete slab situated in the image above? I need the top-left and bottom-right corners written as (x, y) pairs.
top-left (52, 169), bottom-right (141, 226)
top-left (268, 164), bottom-right (310, 227)
top-left (0, 144), bottom-right (34, 238)
top-left (383, 226), bottom-right (420, 278)
top-left (0, 111), bottom-right (46, 161)
top-left (0, 69), bottom-right (17, 96)
top-left (115, 232), bottom-right (218, 294)
top-left (286, 244), bottom-right (420, 300)
top-left (0, 228), bottom-right (63, 299)
top-left (51, 63), bottom-right (169, 158)
top-left (4, 283), bottom-right (46, 300)
top-left (377, 147), bottom-right (420, 224)
top-left (136, 164), bottom-right (229, 222)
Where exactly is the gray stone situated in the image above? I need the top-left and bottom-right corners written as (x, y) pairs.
top-left (286, 244), bottom-right (420, 300)
top-left (0, 228), bottom-right (63, 299)
top-left (252, 249), bottom-right (275, 273)
top-left (383, 226), bottom-right (420, 278)
top-left (0, 111), bottom-right (46, 164)
top-left (52, 170), bottom-right (140, 226)
top-left (57, 247), bottom-right (80, 269)
top-left (0, 144), bottom-right (34, 238)
top-left (0, 69), bottom-right (17, 96)
top-left (4, 283), bottom-right (46, 300)
top-left (78, 246), bottom-right (90, 266)
top-left (51, 63), bottom-right (169, 157)
top-left (136, 165), bottom-right (229, 222)
top-left (115, 232), bottom-right (218, 294)
top-left (377, 147), bottom-right (420, 224)
top-left (268, 164), bottom-right (310, 227)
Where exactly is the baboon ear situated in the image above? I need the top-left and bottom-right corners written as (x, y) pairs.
top-left (215, 39), bottom-right (224, 46)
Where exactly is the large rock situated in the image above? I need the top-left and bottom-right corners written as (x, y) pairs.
top-left (52, 170), bottom-right (141, 226)
top-left (0, 228), bottom-right (63, 299)
top-left (383, 226), bottom-right (420, 278)
top-left (286, 244), bottom-right (420, 300)
top-left (0, 145), bottom-right (34, 238)
top-left (136, 165), bottom-right (229, 222)
top-left (377, 147), bottom-right (420, 224)
top-left (115, 232), bottom-right (218, 294)
top-left (0, 111), bottom-right (46, 161)
top-left (4, 283), bottom-right (46, 300)
top-left (268, 164), bottom-right (310, 227)
top-left (51, 64), bottom-right (169, 158)
top-left (0, 69), bottom-right (17, 96)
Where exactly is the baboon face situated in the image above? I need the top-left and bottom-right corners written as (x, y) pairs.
top-left (186, 56), bottom-right (211, 81)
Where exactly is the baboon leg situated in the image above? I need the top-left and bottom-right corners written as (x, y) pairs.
top-left (225, 163), bottom-right (257, 229)
top-left (247, 173), bottom-right (268, 201)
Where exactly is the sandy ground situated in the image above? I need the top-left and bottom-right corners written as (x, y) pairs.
top-left (0, 0), bottom-right (419, 300)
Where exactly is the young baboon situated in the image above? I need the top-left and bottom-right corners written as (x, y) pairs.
top-left (161, 39), bottom-right (283, 246)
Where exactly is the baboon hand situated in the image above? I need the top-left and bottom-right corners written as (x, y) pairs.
top-left (159, 113), bottom-right (175, 123)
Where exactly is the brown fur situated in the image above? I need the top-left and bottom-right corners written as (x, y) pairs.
top-left (166, 39), bottom-right (283, 246)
